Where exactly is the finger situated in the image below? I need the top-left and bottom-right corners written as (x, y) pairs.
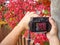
top-left (28, 12), bottom-right (39, 17)
top-left (26, 38), bottom-right (28, 45)
top-left (29, 12), bottom-right (35, 16)
top-left (22, 36), bottom-right (24, 45)
top-left (32, 14), bottom-right (39, 17)
top-left (49, 17), bottom-right (56, 28)
top-left (25, 11), bottom-right (30, 15)
top-left (30, 40), bottom-right (34, 45)
top-left (29, 12), bottom-right (39, 17)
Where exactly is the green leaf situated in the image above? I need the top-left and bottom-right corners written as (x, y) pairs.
top-left (44, 41), bottom-right (49, 45)
top-left (43, 10), bottom-right (49, 15)
top-left (21, 30), bottom-right (25, 35)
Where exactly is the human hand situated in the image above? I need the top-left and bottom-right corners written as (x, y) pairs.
top-left (20, 12), bottom-right (39, 30)
top-left (46, 17), bottom-right (58, 40)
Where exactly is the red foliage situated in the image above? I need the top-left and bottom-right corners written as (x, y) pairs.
top-left (4, 0), bottom-right (51, 28)
top-left (0, 0), bottom-right (5, 4)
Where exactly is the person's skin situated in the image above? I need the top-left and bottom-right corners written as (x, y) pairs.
top-left (46, 18), bottom-right (60, 45)
top-left (0, 12), bottom-right (60, 45)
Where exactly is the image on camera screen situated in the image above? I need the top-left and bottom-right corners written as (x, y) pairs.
top-left (36, 23), bottom-right (46, 31)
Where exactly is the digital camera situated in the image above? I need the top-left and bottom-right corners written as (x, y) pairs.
top-left (29, 17), bottom-right (51, 32)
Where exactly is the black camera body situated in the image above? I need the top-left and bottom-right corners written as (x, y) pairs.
top-left (29, 17), bottom-right (51, 32)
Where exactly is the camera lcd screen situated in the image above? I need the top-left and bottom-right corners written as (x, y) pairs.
top-left (36, 23), bottom-right (46, 31)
